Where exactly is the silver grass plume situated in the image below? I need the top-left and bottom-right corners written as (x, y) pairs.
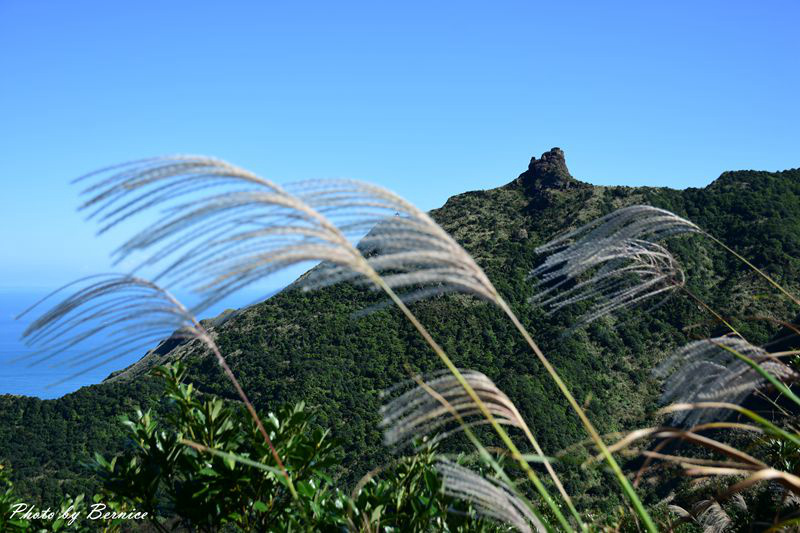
top-left (667, 498), bottom-right (742, 533)
top-left (655, 337), bottom-right (797, 426)
top-left (535, 205), bottom-right (700, 257)
top-left (729, 493), bottom-right (747, 513)
top-left (77, 158), bottom-right (498, 312)
top-left (693, 499), bottom-right (733, 533)
top-left (17, 274), bottom-right (217, 382)
top-left (380, 369), bottom-right (525, 449)
top-left (436, 460), bottom-right (545, 533)
top-left (531, 205), bottom-right (698, 327)
top-left (76, 157), bottom-right (367, 311)
top-left (18, 273), bottom-right (294, 479)
top-left (667, 504), bottom-right (691, 520)
top-left (534, 239), bottom-right (685, 326)
top-left (291, 180), bottom-right (498, 304)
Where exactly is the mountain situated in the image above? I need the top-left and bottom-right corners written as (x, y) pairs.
top-left (2, 149), bottom-right (799, 507)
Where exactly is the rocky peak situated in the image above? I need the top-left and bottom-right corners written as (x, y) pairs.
top-left (515, 147), bottom-right (577, 191)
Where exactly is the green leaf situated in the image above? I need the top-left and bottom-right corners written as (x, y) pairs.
top-left (180, 439), bottom-right (285, 476)
top-left (370, 505), bottom-right (384, 524)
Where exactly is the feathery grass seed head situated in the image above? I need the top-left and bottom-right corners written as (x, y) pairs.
top-left (379, 369), bottom-right (525, 449)
top-left (77, 157), bottom-right (364, 311)
top-left (655, 337), bottom-right (797, 426)
top-left (534, 205), bottom-right (700, 258)
top-left (17, 274), bottom-right (215, 383)
top-left (436, 460), bottom-right (545, 533)
top-left (531, 237), bottom-right (686, 328)
top-left (79, 161), bottom-right (498, 311)
top-left (292, 180), bottom-right (497, 304)
top-left (530, 205), bottom-right (697, 327)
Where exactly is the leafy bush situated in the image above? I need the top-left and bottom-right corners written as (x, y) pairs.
top-left (91, 362), bottom-right (505, 532)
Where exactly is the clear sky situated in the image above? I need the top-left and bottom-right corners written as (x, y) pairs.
top-left (1, 0), bottom-right (798, 291)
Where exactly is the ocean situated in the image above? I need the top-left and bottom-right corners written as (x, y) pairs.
top-left (0, 285), bottom-right (281, 399)
top-left (0, 288), bottom-right (107, 398)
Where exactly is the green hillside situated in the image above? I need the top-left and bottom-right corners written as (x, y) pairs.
top-left (2, 148), bottom-right (799, 509)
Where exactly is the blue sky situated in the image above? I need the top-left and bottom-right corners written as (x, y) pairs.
top-left (1, 0), bottom-right (798, 291)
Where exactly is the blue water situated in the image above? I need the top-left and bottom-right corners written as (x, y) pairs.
top-left (0, 285), bottom-right (284, 399)
top-left (0, 289), bottom-right (114, 398)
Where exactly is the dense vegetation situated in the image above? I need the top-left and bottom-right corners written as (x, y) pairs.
top-left (2, 149), bottom-right (799, 528)
top-left (2, 363), bottom-right (507, 531)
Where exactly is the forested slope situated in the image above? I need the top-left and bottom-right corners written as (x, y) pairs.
top-left (2, 148), bottom-right (798, 507)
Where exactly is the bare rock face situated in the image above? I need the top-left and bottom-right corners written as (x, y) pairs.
top-left (515, 147), bottom-right (577, 192)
